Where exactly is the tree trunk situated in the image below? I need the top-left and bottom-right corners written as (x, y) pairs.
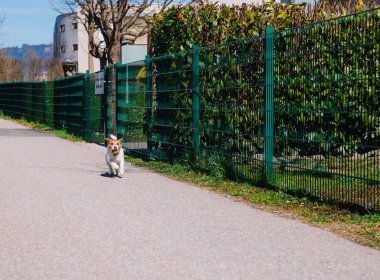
top-left (109, 41), bottom-right (122, 65)
top-left (100, 57), bottom-right (108, 70)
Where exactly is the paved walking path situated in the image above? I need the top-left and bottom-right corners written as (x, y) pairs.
top-left (0, 118), bottom-right (380, 280)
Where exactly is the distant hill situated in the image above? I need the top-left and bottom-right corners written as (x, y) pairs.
top-left (2, 44), bottom-right (53, 59)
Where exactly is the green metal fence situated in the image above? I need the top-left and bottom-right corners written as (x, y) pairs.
top-left (83, 71), bottom-right (104, 142)
top-left (0, 81), bottom-right (46, 123)
top-left (146, 8), bottom-right (379, 210)
top-left (148, 50), bottom-right (195, 159)
top-left (0, 73), bottom-right (104, 143)
top-left (115, 61), bottom-right (147, 155)
top-left (53, 74), bottom-right (85, 134)
top-left (272, 9), bottom-right (380, 209)
top-left (0, 8), bottom-right (378, 210)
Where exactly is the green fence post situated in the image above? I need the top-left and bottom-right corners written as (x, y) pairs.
top-left (105, 64), bottom-right (118, 138)
top-left (115, 62), bottom-right (122, 138)
top-left (41, 82), bottom-right (46, 123)
top-left (83, 70), bottom-right (90, 140)
top-left (25, 82), bottom-right (32, 121)
top-left (103, 65), bottom-right (108, 139)
top-left (44, 80), bottom-right (54, 127)
top-left (145, 55), bottom-right (152, 157)
top-left (264, 27), bottom-right (274, 180)
top-left (42, 80), bottom-right (46, 124)
top-left (32, 82), bottom-right (43, 123)
top-left (192, 44), bottom-right (200, 152)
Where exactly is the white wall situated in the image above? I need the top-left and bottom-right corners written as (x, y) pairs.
top-left (54, 14), bottom-right (78, 64)
top-left (54, 13), bottom-right (101, 74)
top-left (77, 12), bottom-right (100, 73)
top-left (121, 29), bottom-right (148, 64)
top-left (121, 45), bottom-right (148, 64)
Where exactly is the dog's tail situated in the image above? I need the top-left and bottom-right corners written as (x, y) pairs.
top-left (111, 162), bottom-right (119, 170)
top-left (109, 134), bottom-right (117, 140)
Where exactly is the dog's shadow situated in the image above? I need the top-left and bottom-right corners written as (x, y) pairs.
top-left (100, 172), bottom-right (117, 178)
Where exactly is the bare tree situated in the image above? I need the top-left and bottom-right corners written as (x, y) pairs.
top-left (52, 0), bottom-right (181, 67)
top-left (0, 54), bottom-right (23, 82)
top-left (22, 48), bottom-right (43, 81)
top-left (44, 57), bottom-right (65, 80)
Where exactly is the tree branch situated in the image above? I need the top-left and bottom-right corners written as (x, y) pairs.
top-left (51, 0), bottom-right (191, 65)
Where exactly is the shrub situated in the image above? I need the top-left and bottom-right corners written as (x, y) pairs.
top-left (148, 1), bottom-right (379, 161)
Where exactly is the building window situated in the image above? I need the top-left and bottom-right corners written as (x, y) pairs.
top-left (72, 44), bottom-right (78, 51)
top-left (60, 46), bottom-right (65, 53)
top-left (60, 24), bottom-right (65, 32)
top-left (72, 22), bottom-right (78, 30)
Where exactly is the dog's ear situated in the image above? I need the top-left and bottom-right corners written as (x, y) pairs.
top-left (104, 138), bottom-right (110, 142)
top-left (117, 138), bottom-right (122, 142)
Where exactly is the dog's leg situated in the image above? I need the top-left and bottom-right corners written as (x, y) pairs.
top-left (118, 160), bottom-right (124, 177)
top-left (107, 162), bottom-right (114, 175)
top-left (111, 162), bottom-right (119, 170)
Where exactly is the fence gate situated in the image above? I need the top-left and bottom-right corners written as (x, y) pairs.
top-left (111, 61), bottom-right (148, 156)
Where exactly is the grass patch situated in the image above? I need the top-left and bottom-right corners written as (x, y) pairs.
top-left (125, 155), bottom-right (380, 250)
top-left (225, 159), bottom-right (379, 210)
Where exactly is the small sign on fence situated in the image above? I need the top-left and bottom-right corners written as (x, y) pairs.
top-left (95, 71), bottom-right (104, 95)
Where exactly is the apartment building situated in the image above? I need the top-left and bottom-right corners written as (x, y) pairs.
top-left (54, 13), bottom-right (101, 74)
top-left (54, 12), bottom-right (148, 74)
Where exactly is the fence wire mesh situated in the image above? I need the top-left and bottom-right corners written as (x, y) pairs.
top-left (147, 8), bottom-right (380, 210)
top-left (0, 74), bottom-right (104, 143)
top-left (0, 82), bottom-right (46, 123)
top-left (272, 9), bottom-right (380, 209)
top-left (116, 61), bottom-right (147, 155)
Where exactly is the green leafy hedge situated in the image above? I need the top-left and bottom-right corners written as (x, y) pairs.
top-left (151, 0), bottom-right (374, 56)
top-left (274, 11), bottom-right (380, 156)
top-left (148, 1), bottom-right (379, 160)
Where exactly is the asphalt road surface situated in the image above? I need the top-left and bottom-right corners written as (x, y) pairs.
top-left (1, 118), bottom-right (380, 280)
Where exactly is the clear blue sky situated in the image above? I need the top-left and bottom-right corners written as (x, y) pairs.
top-left (0, 0), bottom-right (59, 47)
top-left (0, 0), bottom-right (315, 48)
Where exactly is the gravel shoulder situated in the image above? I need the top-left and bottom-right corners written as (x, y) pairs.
top-left (1, 118), bottom-right (380, 280)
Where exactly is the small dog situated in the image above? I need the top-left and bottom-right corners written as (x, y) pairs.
top-left (104, 135), bottom-right (124, 177)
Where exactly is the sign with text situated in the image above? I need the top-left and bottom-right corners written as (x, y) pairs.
top-left (95, 71), bottom-right (104, 95)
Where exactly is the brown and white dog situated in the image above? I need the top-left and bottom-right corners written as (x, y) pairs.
top-left (104, 136), bottom-right (124, 177)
